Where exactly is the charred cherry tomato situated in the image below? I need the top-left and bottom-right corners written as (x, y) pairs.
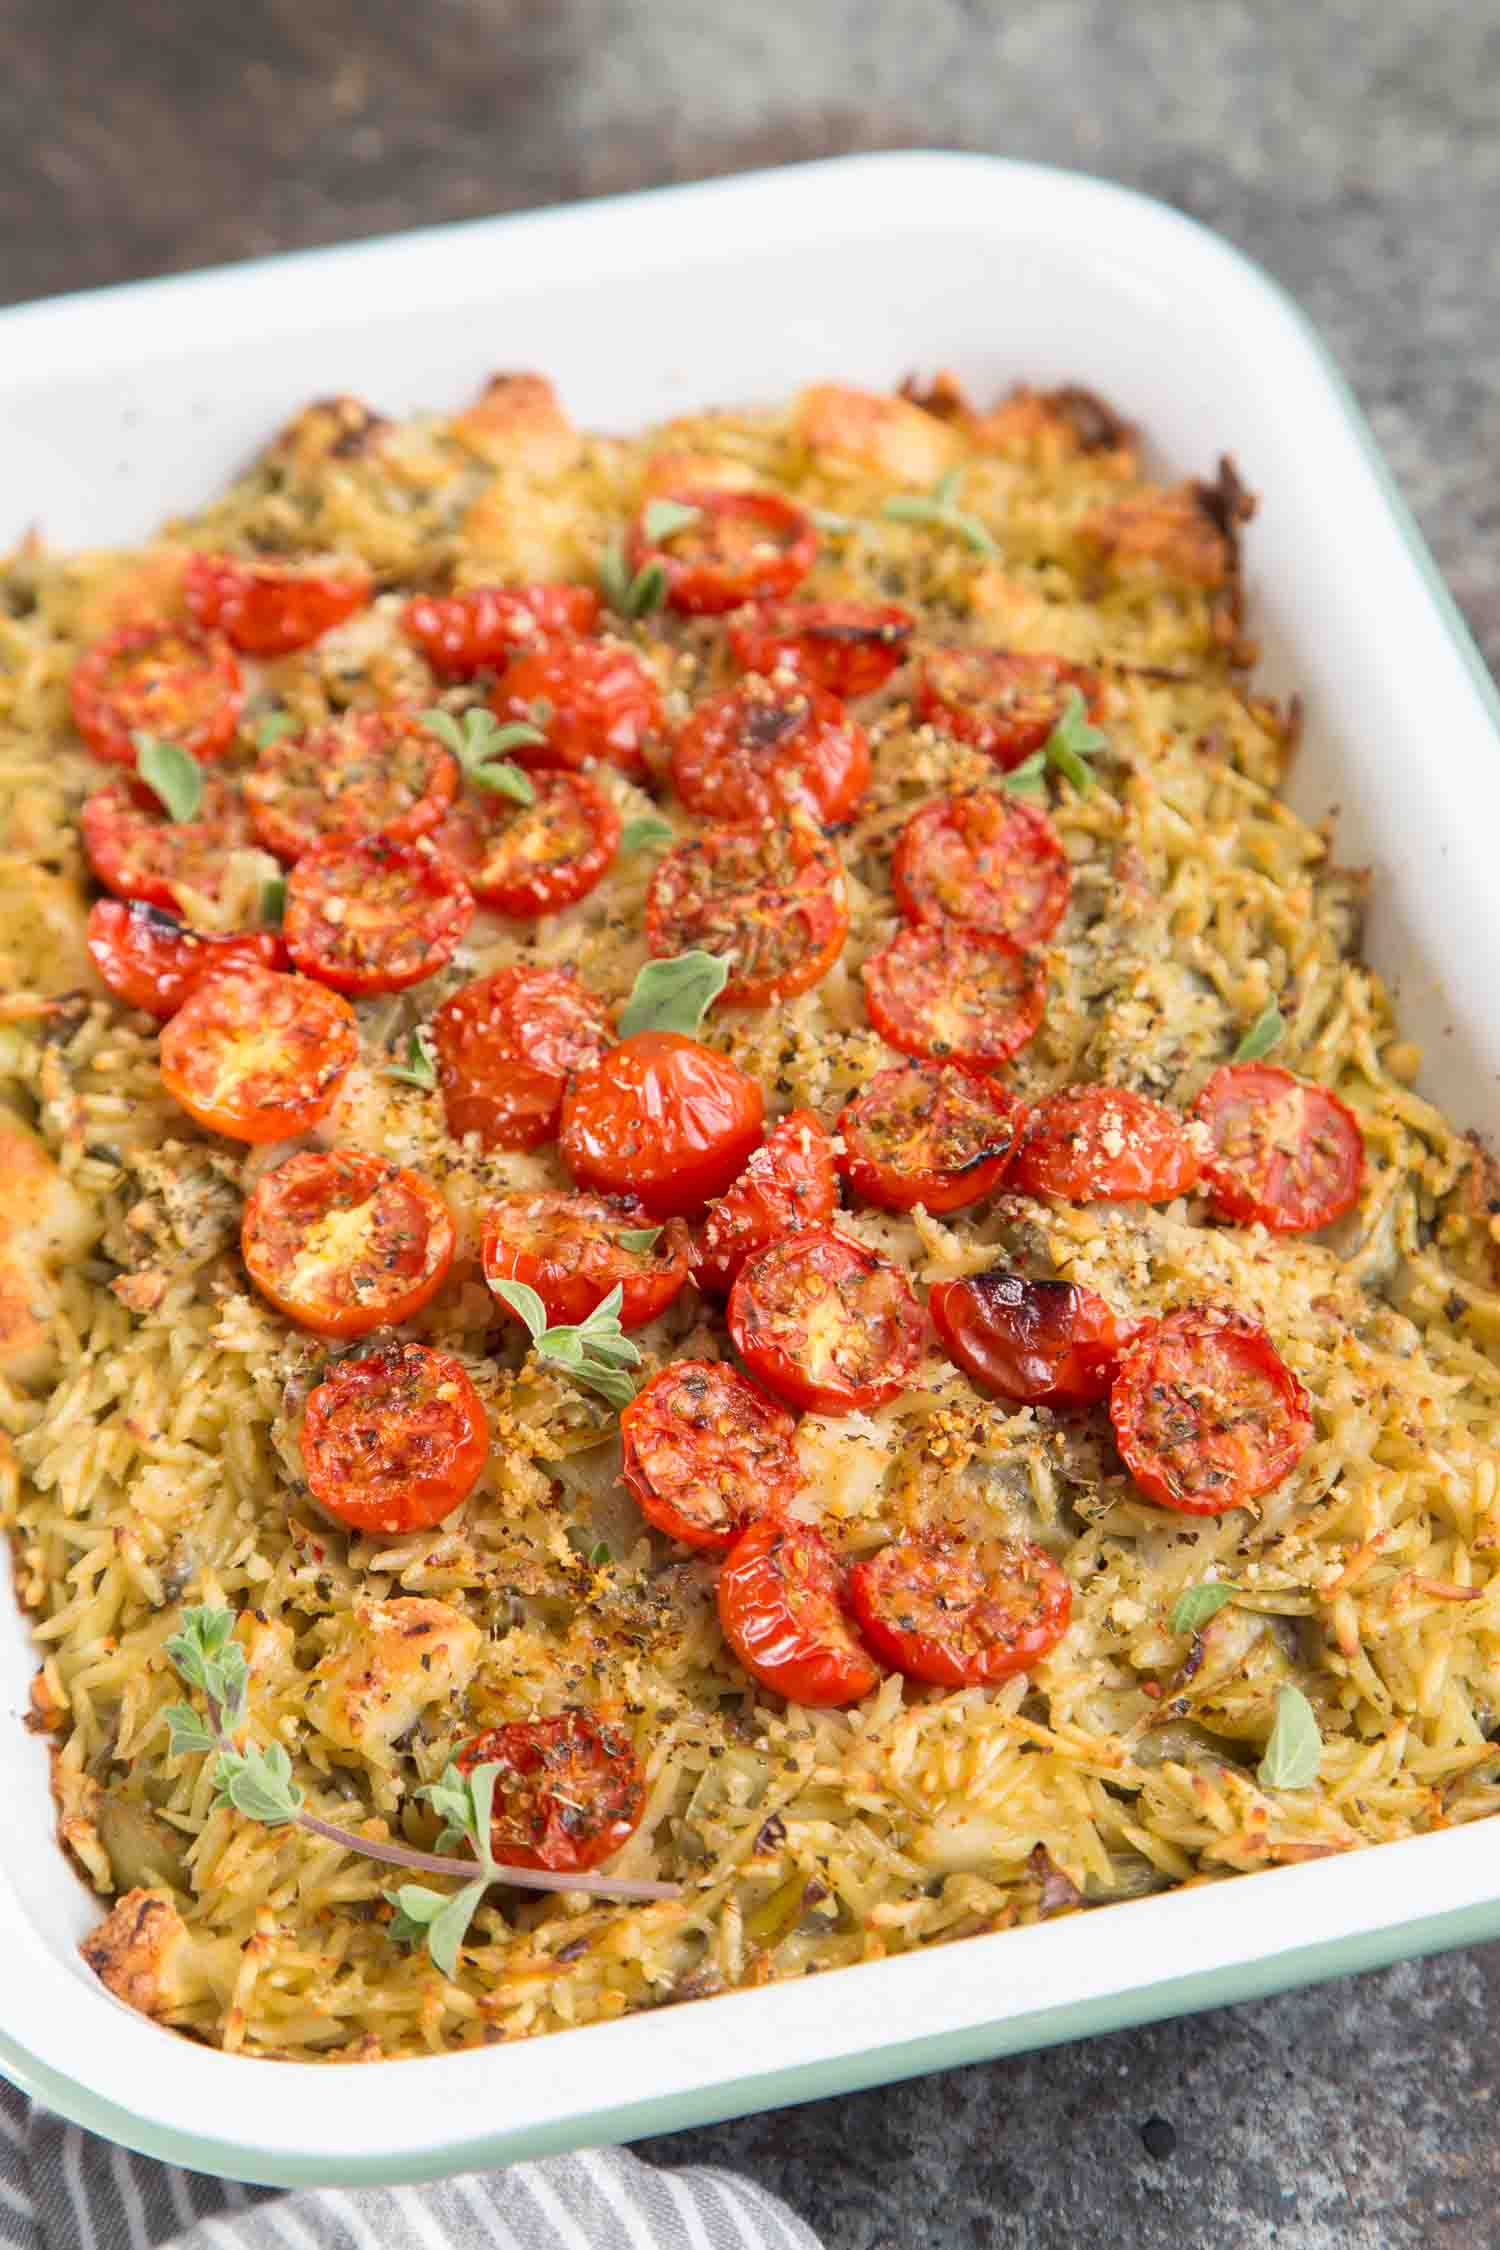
top-left (492, 637), bottom-right (661, 780)
top-left (245, 710), bottom-right (458, 863)
top-left (1192, 1062), bottom-right (1365, 1234)
top-left (915, 646), bottom-right (1102, 772)
top-left (717, 1516), bottom-right (881, 1707)
top-left (863, 922), bottom-right (1045, 1072)
top-left (628, 489), bottom-right (817, 616)
top-left (300, 1340), bottom-right (488, 1535)
top-left (70, 621), bottom-right (243, 767)
top-left (848, 1531), bottom-right (1071, 1687)
top-left (891, 791), bottom-right (1071, 949)
top-left (402, 583), bottom-right (601, 674)
top-left (645, 822), bottom-right (848, 1007)
top-left (620, 1360), bottom-right (804, 1550)
top-left (184, 552), bottom-right (372, 656)
top-left (283, 835), bottom-right (472, 996)
top-left (80, 774), bottom-right (255, 916)
top-left (1109, 1306), bottom-right (1314, 1515)
top-left (691, 1110), bottom-right (839, 1297)
top-left (432, 770), bottom-right (620, 917)
top-left (457, 1711), bottom-right (645, 1874)
top-left (242, 1150), bottom-right (455, 1338)
top-left (430, 968), bottom-right (611, 1149)
top-left (729, 598), bottom-right (914, 699)
top-left (86, 898), bottom-right (285, 1020)
top-left (728, 1227), bottom-right (926, 1415)
top-left (838, 1063), bottom-right (1020, 1215)
top-left (929, 1268), bottom-right (1143, 1408)
top-left (1010, 1084), bottom-right (1202, 1203)
top-left (672, 677), bottom-right (871, 827)
top-left (560, 1033), bottom-right (765, 1219)
top-left (158, 965), bottom-right (357, 1142)
top-left (482, 1189), bottom-right (690, 1331)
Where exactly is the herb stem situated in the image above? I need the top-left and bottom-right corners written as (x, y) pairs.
top-left (291, 1809), bottom-right (678, 1901)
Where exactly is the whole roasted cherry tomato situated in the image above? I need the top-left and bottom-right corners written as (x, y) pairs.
top-left (433, 770), bottom-right (620, 917)
top-left (300, 1340), bottom-right (488, 1535)
top-left (86, 898), bottom-right (285, 1019)
top-left (158, 965), bottom-right (356, 1142)
top-left (1192, 1062), bottom-right (1365, 1233)
top-left (430, 968), bottom-right (611, 1149)
top-left (620, 1360), bottom-right (804, 1550)
top-left (628, 489), bottom-right (817, 616)
top-left (729, 599), bottom-right (914, 699)
top-left (848, 1532), bottom-right (1071, 1687)
top-left (691, 1110), bottom-right (839, 1296)
top-left (242, 1150), bottom-right (455, 1337)
top-left (1010, 1084), bottom-right (1201, 1203)
top-left (492, 637), bottom-right (661, 779)
top-left (482, 1189), bottom-right (690, 1330)
top-left (560, 1033), bottom-right (765, 1218)
top-left (403, 583), bottom-right (601, 674)
top-left (645, 822), bottom-right (848, 1006)
top-left (929, 1268), bottom-right (1143, 1408)
top-left (245, 710), bottom-right (458, 862)
top-left (672, 678), bottom-right (871, 827)
top-left (838, 1063), bottom-right (1020, 1215)
top-left (891, 792), bottom-right (1071, 948)
top-left (283, 835), bottom-right (472, 995)
top-left (80, 775), bottom-right (255, 916)
top-left (863, 921), bottom-right (1045, 1071)
top-left (1109, 1306), bottom-right (1314, 1515)
top-left (717, 1516), bottom-right (881, 1707)
top-left (915, 646), bottom-right (1101, 771)
top-left (70, 621), bottom-right (243, 767)
top-left (728, 1227), bottom-right (925, 1414)
top-left (184, 552), bottom-right (372, 656)
top-left (457, 1712), bottom-right (645, 1874)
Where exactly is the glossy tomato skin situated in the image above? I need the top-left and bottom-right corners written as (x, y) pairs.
top-left (70, 621), bottom-right (243, 767)
top-left (671, 678), bottom-right (871, 827)
top-left (863, 921), bottom-right (1046, 1072)
top-left (1192, 1062), bottom-right (1365, 1233)
top-left (645, 821), bottom-right (848, 1007)
top-left (245, 710), bottom-right (458, 863)
top-left (433, 770), bottom-right (620, 917)
top-left (430, 968), bottom-right (611, 1149)
top-left (403, 583), bottom-right (601, 674)
top-left (891, 792), bottom-right (1072, 949)
top-left (717, 1516), bottom-right (881, 1707)
top-left (620, 1360), bottom-right (804, 1550)
top-left (283, 835), bottom-right (473, 996)
top-left (159, 965), bottom-right (357, 1142)
top-left (838, 1063), bottom-right (1020, 1215)
top-left (87, 899), bottom-right (285, 1020)
top-left (915, 645), bottom-right (1102, 772)
top-left (1010, 1085), bottom-right (1202, 1203)
top-left (482, 1189), bottom-right (690, 1331)
top-left (457, 1712), bottom-right (644, 1874)
top-left (80, 774), bottom-right (255, 915)
top-left (628, 489), bottom-right (817, 616)
top-left (301, 1340), bottom-right (488, 1535)
top-left (184, 552), bottom-right (372, 656)
top-left (492, 637), bottom-right (661, 779)
top-left (929, 1268), bottom-right (1143, 1408)
top-left (241, 1150), bottom-right (455, 1338)
top-left (729, 599), bottom-right (914, 698)
top-left (847, 1532), bottom-right (1071, 1687)
top-left (728, 1227), bottom-right (926, 1415)
top-left (560, 1033), bottom-right (765, 1219)
top-left (690, 1109), bottom-right (839, 1296)
top-left (1109, 1306), bottom-right (1314, 1515)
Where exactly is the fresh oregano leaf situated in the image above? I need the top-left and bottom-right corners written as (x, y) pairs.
top-left (419, 707), bottom-right (539, 800)
top-left (256, 710), bottom-right (298, 749)
top-left (617, 950), bottom-right (729, 1039)
top-left (1233, 1003), bottom-right (1285, 1064)
top-left (133, 734), bottom-right (203, 822)
top-left (491, 1278), bottom-right (547, 1341)
top-left (620, 816), bottom-right (674, 852)
top-left (1169, 1582), bottom-right (1239, 1636)
top-left (617, 1226), bottom-right (663, 1253)
top-left (261, 875), bottom-right (287, 927)
top-left (1257, 1685), bottom-right (1322, 1790)
top-left (163, 1704), bottom-right (219, 1757)
top-left (589, 1541), bottom-right (612, 1566)
top-left (641, 498), bottom-right (702, 545)
top-left (385, 1028), bottom-right (437, 1089)
top-left (1042, 689), bottom-right (1108, 793)
top-left (425, 1878), bottom-right (489, 1979)
top-left (810, 507), bottom-right (858, 536)
top-left (1002, 752), bottom-right (1048, 799)
top-left (212, 1741), bottom-right (304, 1824)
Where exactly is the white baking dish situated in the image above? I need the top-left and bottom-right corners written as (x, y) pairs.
top-left (2, 151), bottom-right (1498, 2186)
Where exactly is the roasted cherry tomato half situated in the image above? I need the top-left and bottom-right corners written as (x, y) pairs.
top-left (728, 1227), bottom-right (926, 1415)
top-left (863, 921), bottom-right (1045, 1072)
top-left (492, 636), bottom-right (662, 780)
top-left (402, 583), bottom-right (601, 674)
top-left (891, 791), bottom-right (1071, 949)
top-left (70, 621), bottom-right (243, 767)
top-left (430, 967), bottom-right (611, 1149)
top-left (300, 1340), bottom-right (488, 1535)
top-left (482, 1189), bottom-right (690, 1331)
top-left (848, 1531), bottom-right (1072, 1687)
top-left (158, 965), bottom-right (357, 1143)
top-left (691, 1109), bottom-right (839, 1297)
top-left (1109, 1306), bottom-right (1314, 1515)
top-left (1192, 1062), bottom-right (1365, 1234)
top-left (672, 677), bottom-right (871, 828)
top-left (1010, 1084), bottom-right (1202, 1203)
top-left (457, 1711), bottom-right (645, 1874)
top-left (560, 1032), bottom-right (765, 1219)
top-left (838, 1063), bottom-right (1020, 1215)
top-left (914, 646), bottom-right (1102, 772)
top-left (433, 770), bottom-right (620, 917)
top-left (184, 552), bottom-right (372, 656)
top-left (628, 489), bottom-right (817, 616)
top-left (80, 774), bottom-right (256, 916)
top-left (729, 598), bottom-right (914, 699)
top-left (620, 1360), bottom-right (804, 1551)
top-left (242, 1150), bottom-right (455, 1338)
top-left (930, 1268), bottom-right (1143, 1408)
top-left (283, 835), bottom-right (473, 996)
top-left (245, 709), bottom-right (458, 863)
top-left (645, 821), bottom-right (848, 1007)
top-left (717, 1516), bottom-right (881, 1708)
top-left (86, 898), bottom-right (285, 1020)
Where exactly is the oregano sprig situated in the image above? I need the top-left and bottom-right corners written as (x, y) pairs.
top-left (493, 1280), bottom-right (642, 1410)
top-left (880, 465), bottom-right (997, 557)
top-left (420, 707), bottom-right (540, 802)
top-left (385, 1027), bottom-right (437, 1089)
top-left (599, 540), bottom-right (667, 621)
top-left (1003, 688), bottom-right (1109, 799)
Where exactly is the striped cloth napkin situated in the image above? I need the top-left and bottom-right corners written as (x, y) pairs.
top-left (0, 2081), bottom-right (820, 2250)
